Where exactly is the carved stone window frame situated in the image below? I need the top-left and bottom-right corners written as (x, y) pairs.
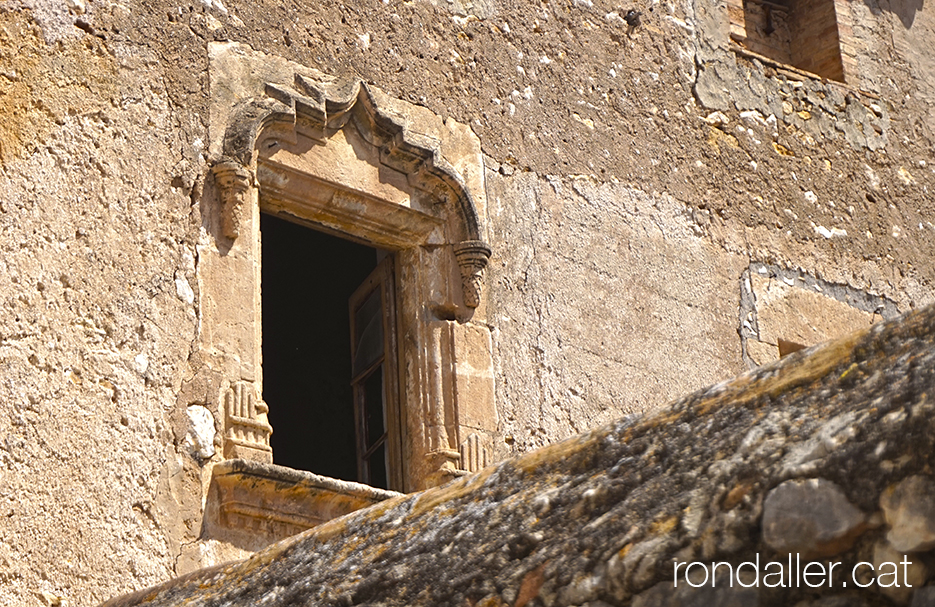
top-left (187, 42), bottom-right (499, 493)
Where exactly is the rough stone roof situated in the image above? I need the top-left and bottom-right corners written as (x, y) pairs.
top-left (102, 304), bottom-right (935, 607)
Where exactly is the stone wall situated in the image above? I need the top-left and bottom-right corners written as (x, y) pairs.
top-left (0, 0), bottom-right (934, 603)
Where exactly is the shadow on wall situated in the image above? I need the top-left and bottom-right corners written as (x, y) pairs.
top-left (873, 0), bottom-right (924, 28)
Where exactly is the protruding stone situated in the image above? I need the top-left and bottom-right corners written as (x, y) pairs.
top-left (183, 405), bottom-right (217, 461)
top-left (453, 240), bottom-right (491, 308)
top-left (207, 459), bottom-right (401, 549)
top-left (873, 540), bottom-right (927, 604)
top-left (211, 160), bottom-right (252, 240)
top-left (880, 475), bottom-right (935, 553)
top-left (222, 381), bottom-right (273, 463)
top-left (761, 478), bottom-right (866, 557)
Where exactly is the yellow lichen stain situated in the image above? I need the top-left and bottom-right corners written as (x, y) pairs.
top-left (299, 492), bottom-right (410, 545)
top-left (690, 326), bottom-right (870, 419)
top-left (514, 561), bottom-right (547, 607)
top-left (0, 11), bottom-right (119, 166)
top-left (722, 481), bottom-right (753, 510)
top-left (635, 407), bottom-right (683, 431)
top-left (706, 127), bottom-right (739, 153)
top-left (514, 430), bottom-right (603, 475)
top-left (757, 330), bottom-right (866, 399)
top-left (839, 362), bottom-right (859, 380)
top-left (410, 466), bottom-right (497, 516)
top-left (649, 515), bottom-right (678, 535)
top-left (772, 142), bottom-right (795, 157)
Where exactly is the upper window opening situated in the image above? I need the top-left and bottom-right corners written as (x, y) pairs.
top-left (728, 0), bottom-right (856, 83)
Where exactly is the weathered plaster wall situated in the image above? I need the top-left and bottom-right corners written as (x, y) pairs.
top-left (0, 7), bottom-right (205, 605)
top-left (486, 171), bottom-right (748, 452)
top-left (0, 0), bottom-right (933, 603)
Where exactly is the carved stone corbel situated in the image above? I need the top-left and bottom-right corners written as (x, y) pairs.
top-left (212, 161), bottom-right (253, 239)
top-left (222, 380), bottom-right (273, 463)
top-left (453, 240), bottom-right (492, 309)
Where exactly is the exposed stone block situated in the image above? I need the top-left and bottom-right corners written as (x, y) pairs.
top-left (880, 475), bottom-right (935, 553)
top-left (761, 478), bottom-right (866, 557)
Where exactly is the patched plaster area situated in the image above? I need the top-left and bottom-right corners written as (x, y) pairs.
top-left (740, 262), bottom-right (900, 367)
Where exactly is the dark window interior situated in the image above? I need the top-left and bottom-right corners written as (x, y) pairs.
top-left (261, 212), bottom-right (378, 482)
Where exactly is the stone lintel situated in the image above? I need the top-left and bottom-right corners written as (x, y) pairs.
top-left (257, 158), bottom-right (446, 248)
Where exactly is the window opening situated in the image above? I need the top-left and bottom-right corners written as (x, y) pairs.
top-left (777, 338), bottom-right (807, 357)
top-left (205, 62), bottom-right (497, 492)
top-left (262, 212), bottom-right (387, 485)
top-left (729, 0), bottom-right (854, 83)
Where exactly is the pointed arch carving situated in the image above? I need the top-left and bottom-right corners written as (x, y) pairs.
top-left (218, 73), bottom-right (485, 248)
top-left (212, 70), bottom-right (491, 310)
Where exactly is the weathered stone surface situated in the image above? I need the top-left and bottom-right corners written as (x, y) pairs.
top-left (205, 459), bottom-right (400, 545)
top-left (487, 172), bottom-right (749, 451)
top-left (872, 540), bottom-right (927, 604)
top-left (750, 275), bottom-right (877, 348)
top-left (880, 475), bottom-right (935, 553)
top-left (761, 478), bottom-right (866, 557)
top-left (746, 338), bottom-right (780, 367)
top-left (911, 586), bottom-right (935, 607)
top-left (632, 580), bottom-right (758, 607)
top-left (101, 305), bottom-right (935, 606)
top-left (746, 273), bottom-right (880, 366)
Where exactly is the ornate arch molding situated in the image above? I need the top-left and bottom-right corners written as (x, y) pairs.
top-left (214, 72), bottom-right (490, 306)
top-left (194, 42), bottom-right (499, 493)
top-left (223, 75), bottom-right (483, 241)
